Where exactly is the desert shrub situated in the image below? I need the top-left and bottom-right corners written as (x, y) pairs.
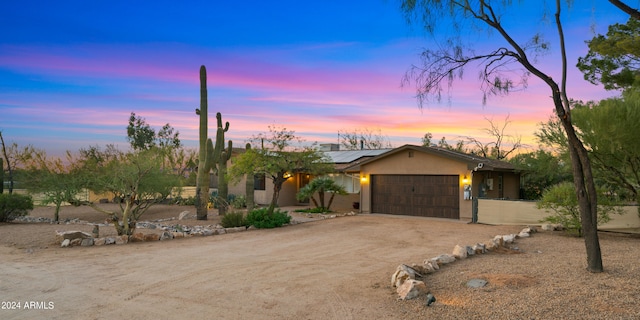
top-left (0, 193), bottom-right (34, 222)
top-left (231, 195), bottom-right (247, 209)
top-left (537, 182), bottom-right (623, 237)
top-left (220, 211), bottom-right (247, 228)
top-left (246, 207), bottom-right (291, 229)
top-left (174, 196), bottom-right (196, 206)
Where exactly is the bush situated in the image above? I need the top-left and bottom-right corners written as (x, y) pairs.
top-left (220, 211), bottom-right (247, 228)
top-left (246, 207), bottom-right (291, 229)
top-left (0, 193), bottom-right (34, 222)
top-left (231, 195), bottom-right (247, 209)
top-left (537, 182), bottom-right (622, 237)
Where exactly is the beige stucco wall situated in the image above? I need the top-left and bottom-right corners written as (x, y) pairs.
top-left (359, 149), bottom-right (473, 220)
top-left (478, 199), bottom-right (640, 233)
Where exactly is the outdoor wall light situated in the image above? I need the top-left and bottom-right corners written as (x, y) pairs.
top-left (361, 175), bottom-right (367, 182)
top-left (462, 175), bottom-right (469, 184)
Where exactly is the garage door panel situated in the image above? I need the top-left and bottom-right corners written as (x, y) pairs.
top-left (371, 174), bottom-right (459, 219)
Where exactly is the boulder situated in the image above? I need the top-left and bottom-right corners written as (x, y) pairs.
top-left (115, 235), bottom-right (128, 245)
top-left (397, 280), bottom-right (428, 300)
top-left (61, 239), bottom-right (70, 248)
top-left (130, 233), bottom-right (145, 242)
top-left (178, 211), bottom-right (190, 220)
top-left (104, 237), bottom-right (116, 245)
top-left (70, 238), bottom-right (82, 246)
top-left (81, 238), bottom-right (94, 247)
top-left (159, 231), bottom-right (173, 240)
top-left (143, 233), bottom-right (160, 241)
top-left (425, 258), bottom-right (439, 270)
top-left (466, 245), bottom-right (475, 256)
top-left (434, 254), bottom-right (456, 265)
top-left (55, 231), bottom-right (93, 244)
top-left (172, 232), bottom-right (184, 239)
top-left (94, 238), bottom-right (106, 246)
top-left (502, 234), bottom-right (516, 243)
top-left (452, 244), bottom-right (468, 259)
top-left (472, 243), bottom-right (487, 254)
top-left (391, 264), bottom-right (418, 288)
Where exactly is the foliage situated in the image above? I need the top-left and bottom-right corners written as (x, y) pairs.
top-left (509, 150), bottom-right (572, 200)
top-left (174, 195), bottom-right (196, 206)
top-left (245, 207), bottom-right (291, 229)
top-left (577, 18), bottom-right (640, 91)
top-left (572, 91), bottom-right (640, 207)
top-left (294, 207), bottom-right (330, 214)
top-left (0, 193), bottom-right (33, 222)
top-left (126, 112), bottom-right (181, 151)
top-left (296, 176), bottom-right (347, 211)
top-left (220, 211), bottom-right (247, 228)
top-left (338, 128), bottom-right (392, 150)
top-left (231, 195), bottom-right (247, 209)
top-left (229, 126), bottom-right (333, 214)
top-left (537, 182), bottom-right (623, 237)
top-left (76, 146), bottom-right (181, 235)
top-left (0, 132), bottom-right (36, 194)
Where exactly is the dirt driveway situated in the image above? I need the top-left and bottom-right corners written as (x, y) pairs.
top-left (0, 206), bottom-right (523, 320)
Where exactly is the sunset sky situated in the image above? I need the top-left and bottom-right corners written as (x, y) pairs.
top-left (0, 1), bottom-right (630, 157)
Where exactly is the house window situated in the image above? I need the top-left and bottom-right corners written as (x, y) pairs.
top-left (254, 173), bottom-right (266, 190)
top-left (326, 173), bottom-right (360, 193)
top-left (408, 151), bottom-right (414, 158)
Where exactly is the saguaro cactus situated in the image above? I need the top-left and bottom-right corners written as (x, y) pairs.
top-left (215, 112), bottom-right (232, 216)
top-left (195, 65), bottom-right (219, 220)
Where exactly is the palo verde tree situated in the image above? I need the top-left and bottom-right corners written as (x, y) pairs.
top-left (75, 145), bottom-right (180, 236)
top-left (20, 149), bottom-right (86, 222)
top-left (229, 126), bottom-right (333, 215)
top-left (400, 1), bottom-right (605, 272)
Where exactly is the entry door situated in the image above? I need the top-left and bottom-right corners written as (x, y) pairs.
top-left (371, 175), bottom-right (459, 219)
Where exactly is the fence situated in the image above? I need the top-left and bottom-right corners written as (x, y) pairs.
top-left (477, 199), bottom-right (640, 233)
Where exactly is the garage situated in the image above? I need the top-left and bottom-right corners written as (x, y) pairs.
top-left (370, 174), bottom-right (459, 219)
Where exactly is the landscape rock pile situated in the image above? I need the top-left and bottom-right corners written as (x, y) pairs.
top-left (391, 226), bottom-right (537, 302)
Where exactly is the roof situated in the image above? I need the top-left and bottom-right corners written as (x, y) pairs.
top-left (343, 144), bottom-right (518, 172)
top-left (322, 149), bottom-right (392, 172)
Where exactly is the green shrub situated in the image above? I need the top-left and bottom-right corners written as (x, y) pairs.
top-left (231, 195), bottom-right (247, 209)
top-left (0, 193), bottom-right (34, 222)
top-left (246, 207), bottom-right (291, 229)
top-left (221, 211), bottom-right (247, 228)
top-left (537, 182), bottom-right (623, 237)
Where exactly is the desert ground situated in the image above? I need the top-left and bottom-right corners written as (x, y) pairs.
top-left (1, 204), bottom-right (639, 320)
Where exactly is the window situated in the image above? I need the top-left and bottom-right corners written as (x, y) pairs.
top-left (326, 173), bottom-right (360, 193)
top-left (254, 173), bottom-right (266, 190)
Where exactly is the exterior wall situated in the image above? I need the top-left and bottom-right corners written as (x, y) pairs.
top-left (471, 171), bottom-right (520, 200)
top-left (359, 150), bottom-right (473, 220)
top-left (477, 199), bottom-right (640, 233)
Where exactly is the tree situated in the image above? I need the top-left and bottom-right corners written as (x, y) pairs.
top-left (465, 116), bottom-right (523, 160)
top-left (296, 177), bottom-right (347, 212)
top-left (572, 91), bottom-right (640, 210)
top-left (75, 146), bottom-right (180, 236)
top-left (509, 150), bottom-right (572, 200)
top-left (400, 1), bottom-right (604, 272)
top-left (20, 149), bottom-right (86, 222)
top-left (0, 132), bottom-right (33, 194)
top-left (420, 132), bottom-right (433, 146)
top-left (338, 128), bottom-right (392, 150)
top-left (229, 126), bottom-right (333, 214)
top-left (607, 0), bottom-right (640, 20)
top-left (577, 18), bottom-right (640, 91)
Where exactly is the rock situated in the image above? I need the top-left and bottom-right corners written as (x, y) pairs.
top-left (115, 235), bottom-right (128, 245)
top-left (425, 258), bottom-right (439, 270)
top-left (104, 237), bottom-right (116, 245)
top-left (81, 238), bottom-right (94, 246)
top-left (397, 280), bottom-right (428, 300)
top-left (452, 245), bottom-right (468, 259)
top-left (178, 211), bottom-right (190, 220)
top-left (202, 229), bottom-right (214, 236)
top-left (55, 230), bottom-right (93, 244)
top-left (503, 234), bottom-right (516, 243)
top-left (492, 235), bottom-right (504, 246)
top-left (217, 228), bottom-right (227, 235)
top-left (425, 293), bottom-right (436, 306)
top-left (130, 233), bottom-right (145, 242)
top-left (70, 238), bottom-right (82, 246)
top-left (467, 279), bottom-right (488, 288)
top-left (172, 232), bottom-right (184, 238)
top-left (94, 238), bottom-right (106, 246)
top-left (144, 234), bottom-right (160, 241)
top-left (434, 254), bottom-right (456, 265)
top-left (410, 263), bottom-right (435, 275)
top-left (92, 225), bottom-right (99, 238)
top-left (518, 230), bottom-right (531, 238)
top-left (159, 231), bottom-right (173, 240)
top-left (466, 245), bottom-right (475, 256)
top-left (391, 264), bottom-right (418, 288)
top-left (61, 239), bottom-right (70, 247)
top-left (472, 243), bottom-right (487, 254)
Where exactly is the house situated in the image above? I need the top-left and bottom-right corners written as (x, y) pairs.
top-left (348, 144), bottom-right (521, 221)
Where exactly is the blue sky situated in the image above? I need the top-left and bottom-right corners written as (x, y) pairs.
top-left (0, 1), bottom-right (631, 157)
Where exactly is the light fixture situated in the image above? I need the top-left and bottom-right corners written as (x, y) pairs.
top-left (462, 175), bottom-right (469, 184)
top-left (360, 175), bottom-right (367, 182)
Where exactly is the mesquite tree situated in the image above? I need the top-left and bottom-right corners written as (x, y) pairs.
top-left (400, 0), bottom-right (604, 272)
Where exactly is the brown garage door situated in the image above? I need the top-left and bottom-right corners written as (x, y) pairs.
top-left (371, 175), bottom-right (459, 219)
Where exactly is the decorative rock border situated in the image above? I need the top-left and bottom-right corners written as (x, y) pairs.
top-left (391, 226), bottom-right (537, 301)
top-left (46, 210), bottom-right (359, 248)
